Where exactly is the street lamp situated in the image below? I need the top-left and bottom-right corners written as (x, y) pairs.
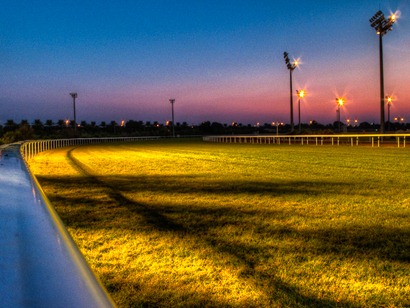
top-left (336, 97), bottom-right (345, 133)
top-left (284, 52), bottom-right (299, 133)
top-left (386, 96), bottom-right (393, 131)
top-left (296, 90), bottom-right (305, 133)
top-left (69, 92), bottom-right (77, 135)
top-left (370, 10), bottom-right (397, 133)
top-left (272, 122), bottom-right (283, 136)
top-left (169, 99), bottom-right (175, 137)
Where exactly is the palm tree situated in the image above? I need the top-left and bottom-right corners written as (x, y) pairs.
top-left (32, 119), bottom-right (44, 135)
top-left (5, 119), bottom-right (17, 132)
top-left (20, 119), bottom-right (29, 126)
top-left (110, 121), bottom-right (118, 134)
top-left (57, 119), bottom-right (65, 128)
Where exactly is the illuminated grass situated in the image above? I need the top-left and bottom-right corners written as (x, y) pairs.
top-left (29, 139), bottom-right (410, 307)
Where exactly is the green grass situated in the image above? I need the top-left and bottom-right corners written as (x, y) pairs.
top-left (29, 139), bottom-right (410, 307)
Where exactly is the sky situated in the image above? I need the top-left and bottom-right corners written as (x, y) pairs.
top-left (1, 0), bottom-right (409, 126)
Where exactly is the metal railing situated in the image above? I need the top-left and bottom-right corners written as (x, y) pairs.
top-left (0, 142), bottom-right (118, 307)
top-left (0, 136), bottom-right (201, 307)
top-left (3, 136), bottom-right (170, 306)
top-left (21, 136), bottom-right (161, 160)
top-left (203, 133), bottom-right (409, 147)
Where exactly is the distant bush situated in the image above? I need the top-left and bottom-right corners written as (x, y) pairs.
top-left (0, 124), bottom-right (34, 144)
top-left (1, 131), bottom-right (17, 144)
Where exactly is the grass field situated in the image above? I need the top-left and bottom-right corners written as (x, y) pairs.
top-left (28, 139), bottom-right (410, 307)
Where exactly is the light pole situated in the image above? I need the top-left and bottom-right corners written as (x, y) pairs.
top-left (69, 92), bottom-right (77, 135)
top-left (386, 95), bottom-right (392, 131)
top-left (296, 89), bottom-right (305, 133)
top-left (284, 52), bottom-right (299, 133)
top-left (370, 10), bottom-right (396, 133)
top-left (169, 99), bottom-right (175, 137)
top-left (272, 122), bottom-right (283, 136)
top-left (336, 97), bottom-right (344, 133)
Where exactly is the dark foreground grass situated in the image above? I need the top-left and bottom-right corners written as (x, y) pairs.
top-left (29, 139), bottom-right (410, 307)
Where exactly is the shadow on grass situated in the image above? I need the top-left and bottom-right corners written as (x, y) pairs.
top-left (32, 148), bottom-right (409, 307)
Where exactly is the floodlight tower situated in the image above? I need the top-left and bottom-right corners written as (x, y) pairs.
top-left (69, 92), bottom-right (77, 135)
top-left (386, 95), bottom-right (393, 131)
top-left (369, 10), bottom-right (396, 133)
top-left (169, 99), bottom-right (175, 137)
top-left (296, 90), bottom-right (305, 133)
top-left (336, 97), bottom-right (345, 133)
top-left (284, 52), bottom-right (299, 133)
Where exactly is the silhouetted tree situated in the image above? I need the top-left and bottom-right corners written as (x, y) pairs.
top-left (20, 119), bottom-right (29, 126)
top-left (17, 123), bottom-right (34, 140)
top-left (100, 121), bottom-right (106, 129)
top-left (199, 121), bottom-right (212, 134)
top-left (211, 122), bottom-right (225, 134)
top-left (125, 120), bottom-right (143, 134)
top-left (57, 120), bottom-right (65, 128)
top-left (109, 121), bottom-right (118, 134)
top-left (359, 122), bottom-right (371, 130)
top-left (44, 120), bottom-right (53, 134)
top-left (4, 119), bottom-right (18, 132)
top-left (32, 119), bottom-right (44, 135)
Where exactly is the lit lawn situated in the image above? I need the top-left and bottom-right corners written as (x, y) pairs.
top-left (29, 139), bottom-right (410, 307)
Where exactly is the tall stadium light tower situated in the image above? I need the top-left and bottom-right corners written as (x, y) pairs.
top-left (284, 52), bottom-right (299, 133)
top-left (296, 89), bottom-right (305, 133)
top-left (386, 95), bottom-right (393, 131)
top-left (336, 97), bottom-right (345, 133)
top-left (169, 98), bottom-right (175, 137)
top-left (69, 92), bottom-right (77, 135)
top-left (370, 10), bottom-right (397, 133)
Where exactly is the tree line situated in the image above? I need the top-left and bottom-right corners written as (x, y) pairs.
top-left (0, 118), bottom-right (408, 145)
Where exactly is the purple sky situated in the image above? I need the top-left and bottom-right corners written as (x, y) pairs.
top-left (1, 0), bottom-right (409, 126)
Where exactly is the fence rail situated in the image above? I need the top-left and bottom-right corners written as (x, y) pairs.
top-left (1, 136), bottom-right (168, 307)
top-left (21, 136), bottom-right (161, 160)
top-left (6, 133), bottom-right (408, 306)
top-left (203, 133), bottom-right (409, 148)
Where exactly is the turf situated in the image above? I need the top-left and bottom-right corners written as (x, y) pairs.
top-left (28, 139), bottom-right (410, 307)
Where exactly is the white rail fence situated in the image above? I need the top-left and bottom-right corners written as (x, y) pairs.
top-left (21, 136), bottom-right (161, 160)
top-left (4, 134), bottom-right (408, 306)
top-left (1, 137), bottom-right (165, 307)
top-left (203, 133), bottom-right (410, 147)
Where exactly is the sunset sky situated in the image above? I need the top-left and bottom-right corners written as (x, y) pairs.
top-left (1, 0), bottom-right (409, 126)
